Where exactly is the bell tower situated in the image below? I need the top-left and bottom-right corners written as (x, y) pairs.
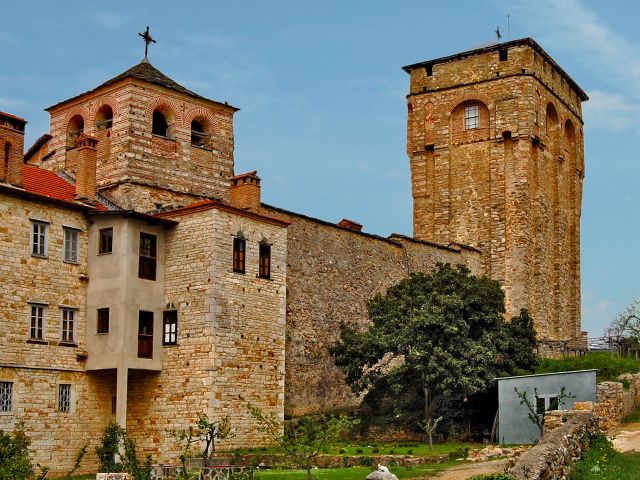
top-left (403, 38), bottom-right (587, 348)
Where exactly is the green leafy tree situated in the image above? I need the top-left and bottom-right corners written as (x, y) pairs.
top-left (500, 309), bottom-right (539, 375)
top-left (96, 421), bottom-right (125, 473)
top-left (246, 403), bottom-right (357, 480)
top-left (0, 423), bottom-right (34, 480)
top-left (330, 263), bottom-right (531, 439)
top-left (197, 413), bottom-right (233, 460)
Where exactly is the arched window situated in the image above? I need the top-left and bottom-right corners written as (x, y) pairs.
top-left (450, 100), bottom-right (489, 143)
top-left (190, 117), bottom-right (212, 148)
top-left (67, 115), bottom-right (84, 148)
top-left (152, 109), bottom-right (171, 137)
top-left (545, 103), bottom-right (560, 154)
top-left (95, 105), bottom-right (113, 130)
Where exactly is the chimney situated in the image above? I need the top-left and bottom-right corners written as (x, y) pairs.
top-left (0, 111), bottom-right (27, 187)
top-left (229, 170), bottom-right (261, 210)
top-left (338, 218), bottom-right (363, 232)
top-left (74, 133), bottom-right (98, 202)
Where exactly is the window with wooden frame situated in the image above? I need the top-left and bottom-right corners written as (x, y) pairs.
top-left (29, 304), bottom-right (45, 340)
top-left (30, 221), bottom-right (48, 257)
top-left (97, 308), bottom-right (109, 334)
top-left (63, 227), bottom-right (79, 263)
top-left (259, 242), bottom-right (271, 279)
top-left (60, 308), bottom-right (75, 344)
top-left (233, 237), bottom-right (246, 274)
top-left (163, 310), bottom-right (178, 346)
top-left (138, 233), bottom-right (157, 280)
top-left (138, 311), bottom-right (154, 359)
top-left (98, 228), bottom-right (113, 254)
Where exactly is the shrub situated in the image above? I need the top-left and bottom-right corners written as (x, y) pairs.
top-left (372, 447), bottom-right (380, 453)
top-left (448, 447), bottom-right (470, 460)
top-left (388, 449), bottom-right (395, 455)
top-left (0, 423), bottom-right (34, 480)
top-left (360, 456), bottom-right (374, 467)
top-left (356, 448), bottom-right (363, 454)
top-left (339, 447), bottom-right (347, 454)
top-left (407, 449), bottom-right (413, 455)
top-left (97, 421), bottom-right (125, 473)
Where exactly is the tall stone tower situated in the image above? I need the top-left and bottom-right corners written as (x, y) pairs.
top-left (403, 38), bottom-right (587, 346)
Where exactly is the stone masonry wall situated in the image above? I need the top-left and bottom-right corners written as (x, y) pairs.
top-left (126, 205), bottom-right (287, 462)
top-left (406, 42), bottom-right (584, 343)
top-left (260, 206), bottom-right (481, 417)
top-left (0, 194), bottom-right (114, 474)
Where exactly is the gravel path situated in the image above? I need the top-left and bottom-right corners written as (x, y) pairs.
top-left (427, 459), bottom-right (508, 480)
top-left (609, 422), bottom-right (640, 453)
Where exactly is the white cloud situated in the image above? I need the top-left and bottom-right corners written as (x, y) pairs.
top-left (92, 13), bottom-right (130, 30)
top-left (583, 90), bottom-right (638, 132)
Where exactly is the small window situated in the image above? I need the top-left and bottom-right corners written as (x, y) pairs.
top-left (464, 104), bottom-right (479, 130)
top-left (138, 311), bottom-right (154, 359)
top-left (152, 110), bottom-right (169, 137)
top-left (97, 308), bottom-right (110, 334)
top-left (58, 384), bottom-right (71, 413)
top-left (549, 396), bottom-right (559, 411)
top-left (534, 111), bottom-right (539, 125)
top-left (163, 310), bottom-right (178, 346)
top-left (63, 228), bottom-right (79, 263)
top-left (4, 142), bottom-right (10, 178)
top-left (99, 228), bottom-right (113, 255)
top-left (535, 396), bottom-right (546, 415)
top-left (138, 233), bottom-right (157, 281)
top-left (111, 395), bottom-right (116, 414)
top-left (67, 115), bottom-right (84, 148)
top-left (0, 381), bottom-right (13, 413)
top-left (259, 243), bottom-right (271, 279)
top-left (190, 119), bottom-right (208, 147)
top-left (29, 304), bottom-right (45, 340)
top-left (61, 309), bottom-right (75, 343)
top-left (31, 221), bottom-right (47, 257)
top-left (233, 237), bottom-right (246, 274)
top-left (426, 64), bottom-right (433, 77)
top-left (96, 105), bottom-right (113, 130)
top-left (499, 49), bottom-right (508, 61)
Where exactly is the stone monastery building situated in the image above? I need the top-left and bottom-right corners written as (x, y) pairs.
top-left (0, 38), bottom-right (586, 472)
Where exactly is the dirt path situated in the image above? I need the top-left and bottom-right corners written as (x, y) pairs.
top-left (427, 459), bottom-right (508, 480)
top-left (609, 422), bottom-right (640, 453)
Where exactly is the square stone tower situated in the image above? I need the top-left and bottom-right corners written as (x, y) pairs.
top-left (403, 38), bottom-right (587, 346)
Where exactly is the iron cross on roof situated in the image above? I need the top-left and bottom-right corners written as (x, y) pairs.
top-left (138, 26), bottom-right (156, 59)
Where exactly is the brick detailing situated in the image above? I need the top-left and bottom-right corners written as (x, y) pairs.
top-left (229, 171), bottom-right (261, 210)
top-left (0, 112), bottom-right (26, 187)
top-left (74, 133), bottom-right (98, 201)
top-left (406, 41), bottom-right (585, 342)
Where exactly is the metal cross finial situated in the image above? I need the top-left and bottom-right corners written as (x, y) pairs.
top-left (495, 26), bottom-right (502, 42)
top-left (138, 26), bottom-right (156, 59)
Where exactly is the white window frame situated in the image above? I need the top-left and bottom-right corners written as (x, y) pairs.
top-left (0, 381), bottom-right (13, 414)
top-left (30, 221), bottom-right (48, 257)
top-left (61, 308), bottom-right (76, 344)
top-left (63, 227), bottom-right (79, 263)
top-left (57, 383), bottom-right (72, 413)
top-left (29, 304), bottom-right (45, 340)
top-left (464, 104), bottom-right (479, 130)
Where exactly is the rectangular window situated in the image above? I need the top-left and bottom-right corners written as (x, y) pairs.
top-left (499, 48), bottom-right (508, 61)
top-left (99, 228), bottom-right (113, 254)
top-left (138, 311), bottom-right (154, 359)
top-left (63, 227), bottom-right (79, 263)
top-left (29, 304), bottom-right (45, 340)
top-left (464, 104), bottom-right (479, 130)
top-left (0, 382), bottom-right (13, 413)
top-left (58, 384), bottom-right (71, 413)
top-left (61, 309), bottom-right (75, 343)
top-left (138, 233), bottom-right (157, 280)
top-left (111, 395), bottom-right (117, 414)
top-left (97, 308), bottom-right (110, 334)
top-left (535, 396), bottom-right (546, 415)
top-left (31, 221), bottom-right (47, 257)
top-left (259, 243), bottom-right (271, 279)
top-left (549, 396), bottom-right (559, 411)
top-left (163, 310), bottom-right (178, 346)
top-left (233, 237), bottom-right (246, 273)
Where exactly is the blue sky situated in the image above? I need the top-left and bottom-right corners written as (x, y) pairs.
top-left (1, 1), bottom-right (638, 336)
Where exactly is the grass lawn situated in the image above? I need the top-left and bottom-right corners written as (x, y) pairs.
top-left (536, 352), bottom-right (640, 382)
top-left (235, 441), bottom-right (474, 458)
top-left (623, 404), bottom-right (640, 424)
top-left (569, 433), bottom-right (640, 479)
top-left (255, 460), bottom-right (464, 480)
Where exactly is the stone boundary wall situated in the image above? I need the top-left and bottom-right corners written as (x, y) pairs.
top-left (507, 413), bottom-right (598, 480)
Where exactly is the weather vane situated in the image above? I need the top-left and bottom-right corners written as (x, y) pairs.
top-left (138, 26), bottom-right (156, 59)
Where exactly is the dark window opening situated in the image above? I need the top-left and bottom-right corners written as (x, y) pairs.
top-left (233, 237), bottom-right (246, 273)
top-left (259, 243), bottom-right (271, 279)
top-left (3, 142), bottom-right (10, 177)
top-left (536, 396), bottom-right (546, 415)
top-left (67, 115), bottom-right (84, 148)
top-left (138, 311), bottom-right (154, 358)
top-left (99, 228), bottom-right (113, 254)
top-left (426, 64), bottom-right (433, 76)
top-left (96, 105), bottom-right (113, 130)
top-left (499, 49), bottom-right (508, 61)
top-left (152, 110), bottom-right (169, 137)
top-left (111, 395), bottom-right (116, 414)
top-left (549, 396), bottom-right (559, 411)
top-left (138, 233), bottom-right (157, 281)
top-left (191, 119), bottom-right (207, 147)
top-left (163, 310), bottom-right (178, 345)
top-left (29, 304), bottom-right (44, 340)
top-left (97, 308), bottom-right (110, 334)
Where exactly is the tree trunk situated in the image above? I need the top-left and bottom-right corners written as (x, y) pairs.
top-left (306, 460), bottom-right (313, 480)
top-left (422, 384), bottom-right (439, 451)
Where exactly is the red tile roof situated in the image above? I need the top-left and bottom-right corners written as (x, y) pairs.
top-left (21, 164), bottom-right (108, 211)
